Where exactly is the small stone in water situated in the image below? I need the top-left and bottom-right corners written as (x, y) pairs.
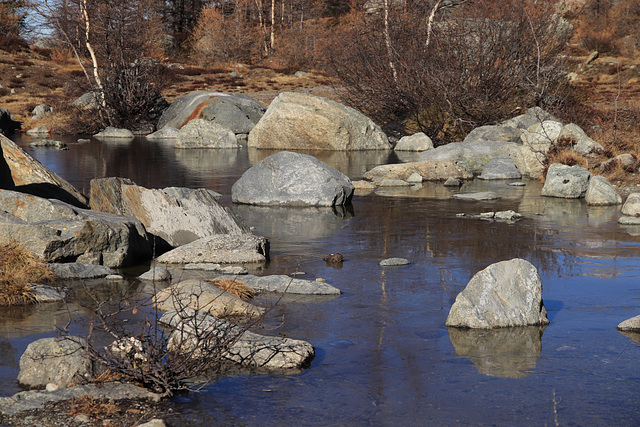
top-left (379, 258), bottom-right (410, 267)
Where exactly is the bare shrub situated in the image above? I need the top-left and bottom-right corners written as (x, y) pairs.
top-left (329, 0), bottom-right (572, 143)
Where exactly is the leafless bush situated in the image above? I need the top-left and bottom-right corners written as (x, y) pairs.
top-left (329, 0), bottom-right (571, 144)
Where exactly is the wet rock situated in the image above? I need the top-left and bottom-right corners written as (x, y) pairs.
top-left (183, 263), bottom-right (248, 275)
top-left (541, 163), bottom-right (591, 199)
top-left (617, 314), bottom-right (640, 331)
top-left (478, 156), bottom-right (521, 180)
top-left (157, 91), bottom-right (266, 133)
top-left (0, 190), bottom-right (151, 267)
top-left (232, 151), bottom-right (354, 207)
top-left (493, 210), bottom-right (523, 221)
top-left (17, 337), bottom-right (94, 389)
top-left (395, 132), bottom-right (433, 151)
top-left (49, 263), bottom-right (116, 279)
top-left (175, 119), bottom-right (239, 149)
top-left (452, 191), bottom-right (499, 201)
top-left (447, 326), bottom-right (545, 378)
top-left (162, 309), bottom-right (314, 369)
top-left (445, 258), bottom-right (549, 328)
top-left (240, 274), bottom-right (341, 295)
top-left (621, 193), bottom-right (640, 216)
top-left (618, 216), bottom-right (640, 225)
top-left (585, 175), bottom-right (622, 206)
top-left (139, 266), bottom-right (171, 282)
top-left (323, 253), bottom-right (344, 263)
top-left (379, 257), bottom-right (410, 266)
top-left (154, 279), bottom-right (264, 318)
top-left (29, 139), bottom-right (67, 150)
top-left (90, 178), bottom-right (249, 247)
top-left (32, 285), bottom-right (65, 303)
top-left (94, 127), bottom-right (135, 139)
top-left (248, 92), bottom-right (390, 151)
top-left (155, 234), bottom-right (268, 264)
top-left (0, 133), bottom-right (87, 207)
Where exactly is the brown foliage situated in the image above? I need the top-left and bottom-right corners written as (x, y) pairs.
top-left (208, 278), bottom-right (255, 301)
top-left (0, 241), bottom-right (56, 306)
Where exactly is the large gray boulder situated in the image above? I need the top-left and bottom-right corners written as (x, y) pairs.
top-left (232, 151), bottom-right (354, 207)
top-left (175, 119), bottom-right (239, 148)
top-left (0, 190), bottom-right (151, 267)
top-left (157, 91), bottom-right (266, 133)
top-left (154, 279), bottom-right (264, 318)
top-left (90, 178), bottom-right (250, 247)
top-left (248, 92), bottom-right (390, 151)
top-left (394, 132), bottom-right (433, 151)
top-left (17, 337), bottom-right (94, 388)
top-left (500, 106), bottom-right (557, 130)
top-left (478, 156), bottom-right (521, 180)
top-left (585, 175), bottom-right (622, 206)
top-left (0, 133), bottom-right (87, 207)
top-left (541, 163), bottom-right (591, 199)
top-left (558, 123), bottom-right (604, 156)
top-left (162, 309), bottom-right (314, 369)
top-left (617, 314), bottom-right (640, 331)
top-left (445, 259), bottom-right (549, 328)
top-left (420, 141), bottom-right (518, 174)
top-left (155, 234), bottom-right (268, 264)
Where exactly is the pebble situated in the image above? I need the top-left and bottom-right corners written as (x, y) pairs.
top-left (379, 258), bottom-right (410, 267)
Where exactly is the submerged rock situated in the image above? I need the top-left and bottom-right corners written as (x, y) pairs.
top-left (49, 263), bottom-right (116, 279)
top-left (445, 258), bottom-right (549, 328)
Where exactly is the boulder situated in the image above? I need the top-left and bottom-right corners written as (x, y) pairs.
top-left (558, 123), bottom-right (604, 155)
top-left (90, 178), bottom-right (248, 247)
top-left (71, 92), bottom-right (99, 109)
top-left (157, 91), bottom-right (266, 133)
top-left (444, 177), bottom-right (463, 187)
top-left (94, 127), bottom-right (135, 139)
top-left (232, 151), bottom-right (354, 207)
top-left (420, 141), bottom-right (518, 174)
top-left (463, 125), bottom-right (523, 143)
top-left (506, 120), bottom-right (563, 179)
top-left (248, 92), bottom-right (390, 151)
top-left (499, 107), bottom-right (557, 130)
top-left (379, 257), bottom-right (410, 266)
top-left (0, 133), bottom-right (87, 207)
top-left (445, 258), bottom-right (549, 328)
top-left (146, 127), bottom-right (180, 140)
top-left (541, 163), bottom-right (591, 199)
top-left (0, 190), bottom-right (151, 267)
top-left (154, 279), bottom-right (264, 318)
top-left (585, 175), bottom-right (622, 206)
top-left (478, 156), bottom-right (521, 180)
top-left (617, 314), bottom-right (640, 331)
top-left (17, 337), bottom-right (94, 388)
top-left (26, 126), bottom-right (49, 136)
top-left (139, 266), bottom-right (171, 282)
top-left (175, 119), bottom-right (239, 149)
top-left (162, 309), bottom-right (314, 369)
top-left (155, 234), bottom-right (268, 264)
top-left (395, 132), bottom-right (434, 151)
top-left (31, 104), bottom-right (53, 120)
top-left (363, 160), bottom-right (472, 183)
top-left (621, 193), bottom-right (640, 217)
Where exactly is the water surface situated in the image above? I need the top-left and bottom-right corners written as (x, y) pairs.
top-left (2, 135), bottom-right (640, 425)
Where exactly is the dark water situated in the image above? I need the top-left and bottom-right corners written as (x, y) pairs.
top-left (2, 135), bottom-right (640, 425)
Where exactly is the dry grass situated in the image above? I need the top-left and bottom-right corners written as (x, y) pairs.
top-left (208, 278), bottom-right (255, 301)
top-left (67, 395), bottom-right (119, 418)
top-left (0, 241), bottom-right (56, 306)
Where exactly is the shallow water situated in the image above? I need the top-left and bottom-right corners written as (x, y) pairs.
top-left (2, 135), bottom-right (640, 425)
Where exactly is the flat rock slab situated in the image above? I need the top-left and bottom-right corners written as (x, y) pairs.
top-left (162, 309), bottom-right (314, 370)
top-left (0, 383), bottom-right (161, 417)
top-left (379, 258), bottom-right (410, 266)
top-left (32, 285), bottom-right (65, 303)
top-left (49, 263), bottom-right (116, 279)
top-left (618, 216), bottom-right (640, 225)
top-left (363, 160), bottom-right (472, 183)
top-left (155, 234), bottom-right (268, 264)
top-left (154, 279), bottom-right (264, 318)
top-left (446, 258), bottom-right (549, 328)
top-left (183, 263), bottom-right (248, 275)
top-left (452, 192), bottom-right (500, 201)
top-left (240, 274), bottom-right (341, 295)
top-left (617, 315), bottom-right (640, 331)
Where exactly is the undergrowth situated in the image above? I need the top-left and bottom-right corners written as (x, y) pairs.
top-left (0, 241), bottom-right (55, 306)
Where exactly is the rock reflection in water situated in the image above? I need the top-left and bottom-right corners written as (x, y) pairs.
top-left (447, 325), bottom-right (546, 378)
top-left (0, 303), bottom-right (77, 339)
top-left (618, 330), bottom-right (640, 344)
